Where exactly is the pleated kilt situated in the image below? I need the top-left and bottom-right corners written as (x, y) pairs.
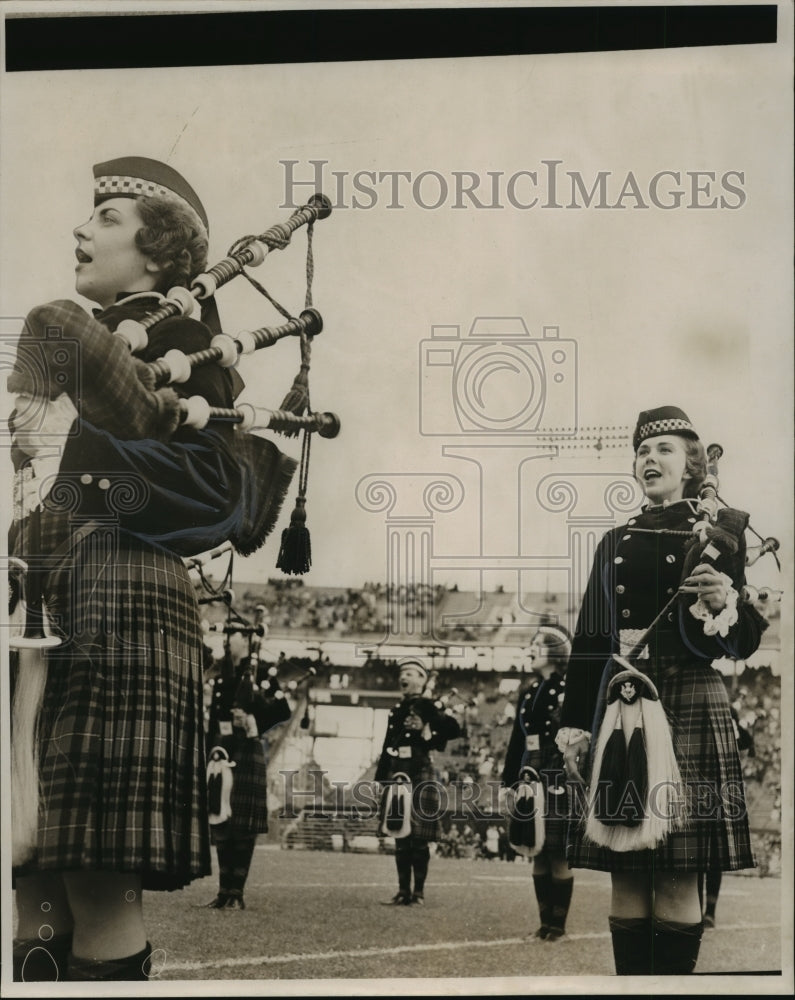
top-left (380, 759), bottom-right (442, 842)
top-left (520, 747), bottom-right (569, 855)
top-left (19, 531), bottom-right (212, 891)
top-left (208, 735), bottom-right (269, 841)
top-left (567, 656), bottom-right (755, 873)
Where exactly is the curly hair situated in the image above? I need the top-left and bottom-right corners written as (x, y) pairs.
top-left (132, 194), bottom-right (209, 291)
top-left (681, 436), bottom-right (708, 498)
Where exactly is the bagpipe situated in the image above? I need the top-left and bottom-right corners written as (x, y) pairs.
top-left (8, 194), bottom-right (336, 865)
top-left (583, 443), bottom-right (781, 853)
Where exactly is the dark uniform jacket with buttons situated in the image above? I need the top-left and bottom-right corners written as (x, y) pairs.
top-left (375, 694), bottom-right (461, 784)
top-left (560, 498), bottom-right (766, 735)
top-left (501, 671), bottom-right (566, 788)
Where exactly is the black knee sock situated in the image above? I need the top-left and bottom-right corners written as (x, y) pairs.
top-left (216, 841), bottom-right (236, 893)
top-left (411, 844), bottom-right (430, 896)
top-left (547, 876), bottom-right (574, 937)
top-left (66, 942), bottom-right (153, 982)
top-left (609, 916), bottom-right (653, 975)
top-left (532, 873), bottom-right (553, 934)
top-left (228, 836), bottom-right (257, 896)
top-left (652, 919), bottom-right (703, 975)
top-left (395, 844), bottom-right (413, 894)
top-left (13, 932), bottom-right (73, 982)
top-left (705, 870), bottom-right (722, 919)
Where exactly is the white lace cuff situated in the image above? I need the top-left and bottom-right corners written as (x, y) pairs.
top-left (555, 727), bottom-right (591, 753)
top-left (688, 575), bottom-right (739, 637)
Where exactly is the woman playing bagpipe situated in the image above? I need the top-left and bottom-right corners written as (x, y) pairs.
top-left (500, 625), bottom-right (574, 942)
top-left (375, 659), bottom-right (462, 906)
top-left (7, 157), bottom-right (300, 981)
top-left (557, 405), bottom-right (769, 975)
top-left (203, 618), bottom-right (291, 911)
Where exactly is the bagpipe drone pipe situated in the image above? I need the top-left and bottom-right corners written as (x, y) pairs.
top-left (583, 443), bottom-right (780, 853)
top-left (7, 195), bottom-right (336, 865)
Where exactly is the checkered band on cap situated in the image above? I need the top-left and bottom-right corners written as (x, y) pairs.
top-left (95, 175), bottom-right (176, 200)
top-left (637, 416), bottom-right (694, 439)
top-left (632, 405), bottom-right (699, 450)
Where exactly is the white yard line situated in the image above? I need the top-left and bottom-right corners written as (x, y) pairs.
top-left (163, 923), bottom-right (782, 974)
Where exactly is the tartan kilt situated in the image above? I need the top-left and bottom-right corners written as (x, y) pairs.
top-left (17, 532), bottom-right (211, 891)
top-left (567, 656), bottom-right (756, 873)
top-left (380, 760), bottom-right (443, 842)
top-left (208, 736), bottom-right (269, 841)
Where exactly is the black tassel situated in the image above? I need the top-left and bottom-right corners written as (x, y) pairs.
top-left (207, 773), bottom-right (222, 816)
top-left (622, 725), bottom-right (648, 827)
top-left (275, 496), bottom-right (312, 575)
top-left (509, 788), bottom-right (539, 850)
top-left (595, 726), bottom-right (628, 826)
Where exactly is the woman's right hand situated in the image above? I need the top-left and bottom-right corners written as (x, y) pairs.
top-left (12, 392), bottom-right (77, 456)
top-left (562, 735), bottom-right (590, 784)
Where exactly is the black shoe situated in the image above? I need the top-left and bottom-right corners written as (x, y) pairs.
top-left (205, 894), bottom-right (231, 909)
top-left (545, 927), bottom-right (566, 941)
top-left (223, 895), bottom-right (246, 910)
top-left (382, 892), bottom-right (411, 905)
top-left (528, 925), bottom-right (550, 941)
top-left (409, 893), bottom-right (424, 905)
top-left (703, 914), bottom-right (716, 929)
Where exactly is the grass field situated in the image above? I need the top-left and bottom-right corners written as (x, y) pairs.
top-left (125, 844), bottom-right (788, 995)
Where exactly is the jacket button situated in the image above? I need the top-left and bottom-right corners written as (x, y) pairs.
top-left (665, 554), bottom-right (676, 563)
top-left (621, 608), bottom-right (631, 618)
top-left (614, 556), bottom-right (624, 565)
top-left (616, 585), bottom-right (625, 594)
top-left (80, 473), bottom-right (92, 485)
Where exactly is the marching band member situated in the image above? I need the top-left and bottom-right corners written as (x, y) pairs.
top-left (203, 630), bottom-right (291, 910)
top-left (375, 660), bottom-right (461, 906)
top-left (501, 625), bottom-right (574, 941)
top-left (9, 157), bottom-right (293, 981)
top-left (558, 405), bottom-right (767, 975)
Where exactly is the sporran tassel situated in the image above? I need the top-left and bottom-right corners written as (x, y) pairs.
top-left (507, 768), bottom-right (546, 858)
top-left (585, 667), bottom-right (683, 852)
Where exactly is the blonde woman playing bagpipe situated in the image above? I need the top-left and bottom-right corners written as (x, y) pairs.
top-left (7, 158), bottom-right (302, 981)
top-left (375, 660), bottom-right (462, 906)
top-left (500, 625), bottom-right (573, 942)
top-left (557, 405), bottom-right (769, 976)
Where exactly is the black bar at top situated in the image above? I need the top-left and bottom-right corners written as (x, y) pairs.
top-left (4, 6), bottom-right (779, 72)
